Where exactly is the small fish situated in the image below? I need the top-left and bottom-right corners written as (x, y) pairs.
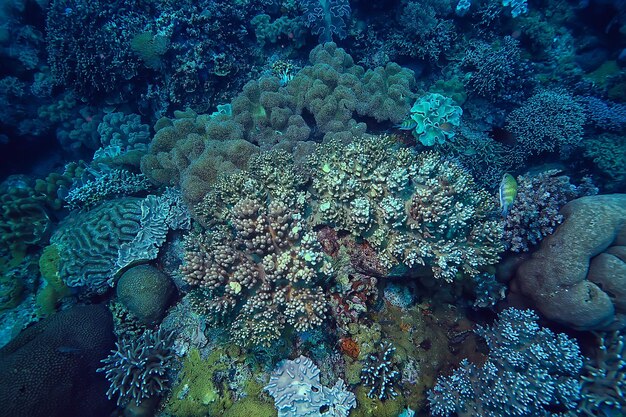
top-left (438, 122), bottom-right (453, 132)
top-left (57, 346), bottom-right (82, 355)
top-left (499, 173), bottom-right (518, 217)
top-left (394, 119), bottom-right (417, 130)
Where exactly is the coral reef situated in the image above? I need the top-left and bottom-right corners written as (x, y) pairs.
top-left (503, 170), bottom-right (598, 252)
top-left (98, 328), bottom-right (175, 406)
top-left (265, 355), bottom-right (356, 417)
top-left (513, 194), bottom-right (626, 331)
top-left (0, 305), bottom-right (115, 417)
top-left (116, 265), bottom-right (175, 325)
top-left (506, 90), bottom-right (586, 156)
top-left (52, 190), bottom-right (189, 294)
top-left (403, 93), bottom-right (462, 146)
top-left (185, 151), bottom-right (332, 347)
top-left (310, 135), bottom-right (503, 281)
top-left (428, 308), bottom-right (583, 417)
top-left (578, 331), bottom-right (626, 416)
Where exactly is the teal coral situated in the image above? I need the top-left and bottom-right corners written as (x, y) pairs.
top-left (407, 93), bottom-right (462, 146)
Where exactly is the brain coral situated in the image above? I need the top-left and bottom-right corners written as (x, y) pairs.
top-left (0, 304), bottom-right (115, 417)
top-left (52, 191), bottom-right (189, 294)
top-left (513, 194), bottom-right (626, 331)
top-left (310, 134), bottom-right (503, 282)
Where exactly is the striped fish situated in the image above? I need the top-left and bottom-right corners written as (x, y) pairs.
top-left (394, 119), bottom-right (417, 130)
top-left (499, 173), bottom-right (518, 217)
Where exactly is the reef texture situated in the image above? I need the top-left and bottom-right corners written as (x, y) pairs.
top-left (513, 194), bottom-right (626, 331)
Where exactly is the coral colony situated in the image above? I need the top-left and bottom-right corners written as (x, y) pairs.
top-left (0, 0), bottom-right (625, 417)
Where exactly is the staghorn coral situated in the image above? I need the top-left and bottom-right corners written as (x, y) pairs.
top-left (183, 151), bottom-right (333, 347)
top-left (265, 355), bottom-right (356, 417)
top-left (98, 328), bottom-right (175, 406)
top-left (310, 134), bottom-right (503, 282)
top-left (503, 170), bottom-right (598, 252)
top-left (428, 308), bottom-right (583, 417)
top-left (578, 331), bottom-right (626, 416)
top-left (361, 342), bottom-right (401, 400)
top-left (506, 89), bottom-right (586, 156)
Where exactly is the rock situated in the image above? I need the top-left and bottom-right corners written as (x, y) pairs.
top-left (512, 194), bottom-right (626, 331)
top-left (117, 264), bottom-right (175, 325)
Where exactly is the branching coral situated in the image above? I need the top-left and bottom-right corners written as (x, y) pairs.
top-left (503, 170), bottom-right (597, 252)
top-left (361, 342), bottom-right (401, 400)
top-left (506, 89), bottom-right (586, 156)
top-left (98, 328), bottom-right (175, 406)
top-left (578, 331), bottom-right (626, 416)
top-left (428, 308), bottom-right (583, 417)
top-left (462, 37), bottom-right (535, 103)
top-left (183, 151), bottom-right (333, 347)
top-left (309, 134), bottom-right (503, 282)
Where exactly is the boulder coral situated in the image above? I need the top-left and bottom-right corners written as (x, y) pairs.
top-left (513, 194), bottom-right (626, 331)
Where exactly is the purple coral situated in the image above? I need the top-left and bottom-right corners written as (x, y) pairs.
top-left (503, 170), bottom-right (597, 252)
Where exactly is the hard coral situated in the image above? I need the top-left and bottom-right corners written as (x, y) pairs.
top-left (184, 151), bottom-right (333, 348)
top-left (310, 135), bottom-right (503, 282)
top-left (428, 308), bottom-right (583, 417)
top-left (513, 194), bottom-right (626, 331)
top-left (0, 304), bottom-right (115, 417)
top-left (503, 170), bottom-right (597, 252)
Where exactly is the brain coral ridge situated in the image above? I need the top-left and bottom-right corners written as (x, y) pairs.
top-left (309, 134), bottom-right (503, 282)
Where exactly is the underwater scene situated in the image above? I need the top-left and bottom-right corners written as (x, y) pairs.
top-left (1, 0), bottom-right (626, 416)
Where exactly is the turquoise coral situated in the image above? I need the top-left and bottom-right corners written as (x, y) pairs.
top-left (405, 93), bottom-right (462, 146)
